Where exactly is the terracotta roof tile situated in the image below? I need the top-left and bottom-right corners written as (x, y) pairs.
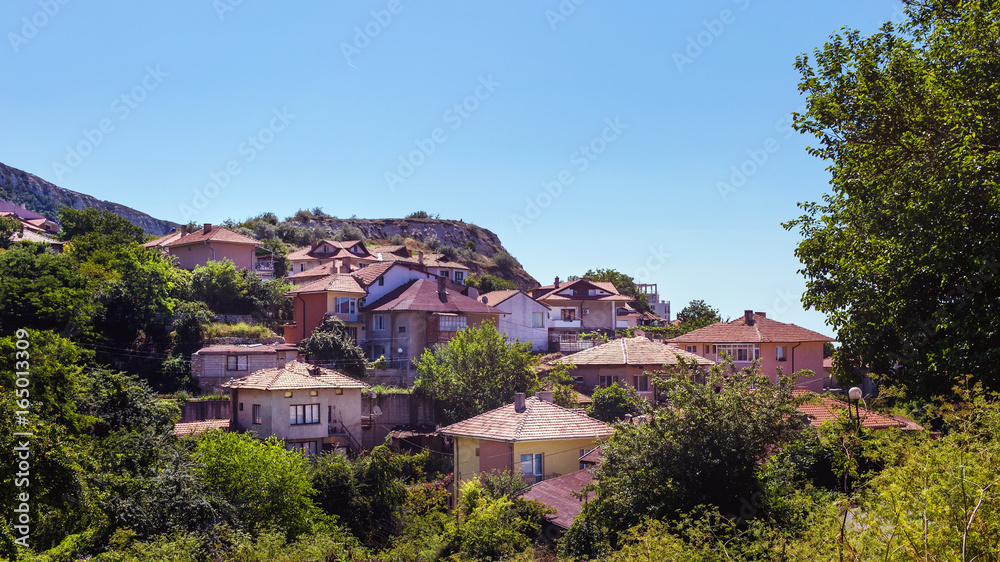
top-left (363, 279), bottom-right (504, 314)
top-left (143, 231), bottom-right (184, 248)
top-left (796, 392), bottom-right (923, 431)
top-left (439, 397), bottom-right (611, 442)
top-left (520, 469), bottom-right (595, 529)
top-left (221, 360), bottom-right (369, 391)
top-left (173, 418), bottom-right (230, 437)
top-left (0, 201), bottom-right (47, 221)
top-left (286, 273), bottom-right (367, 296)
top-left (478, 290), bottom-right (521, 306)
top-left (668, 312), bottom-right (834, 344)
top-left (194, 344), bottom-right (282, 355)
top-left (555, 337), bottom-right (714, 367)
top-left (163, 226), bottom-right (260, 247)
top-left (352, 261), bottom-right (399, 286)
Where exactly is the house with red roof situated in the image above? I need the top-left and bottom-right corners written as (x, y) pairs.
top-left (795, 391), bottom-right (922, 431)
top-left (145, 223), bottom-right (261, 272)
top-left (479, 289), bottom-right (551, 352)
top-left (0, 201), bottom-right (59, 233)
top-left (286, 239), bottom-right (378, 275)
top-left (439, 392), bottom-right (612, 488)
top-left (190, 343), bottom-right (299, 392)
top-left (223, 360), bottom-right (369, 455)
top-left (668, 310), bottom-right (835, 392)
top-left (532, 277), bottom-right (634, 352)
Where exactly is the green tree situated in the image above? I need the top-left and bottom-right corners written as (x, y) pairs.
top-left (413, 322), bottom-right (539, 424)
top-left (562, 361), bottom-right (804, 557)
top-left (675, 299), bottom-right (721, 329)
top-left (465, 273), bottom-right (516, 293)
top-left (582, 268), bottom-right (651, 313)
top-left (783, 1), bottom-right (1000, 398)
top-left (299, 315), bottom-right (367, 378)
top-left (587, 383), bottom-right (644, 422)
top-left (193, 431), bottom-right (326, 538)
top-left (58, 207), bottom-right (146, 259)
top-left (190, 259), bottom-right (247, 314)
top-left (0, 215), bottom-right (23, 249)
top-left (0, 243), bottom-right (96, 338)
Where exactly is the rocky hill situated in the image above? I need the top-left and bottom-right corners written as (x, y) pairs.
top-left (0, 162), bottom-right (177, 235)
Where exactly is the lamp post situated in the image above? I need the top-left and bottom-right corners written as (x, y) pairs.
top-left (848, 386), bottom-right (862, 433)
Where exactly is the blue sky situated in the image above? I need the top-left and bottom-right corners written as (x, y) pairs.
top-left (1, 0), bottom-right (905, 335)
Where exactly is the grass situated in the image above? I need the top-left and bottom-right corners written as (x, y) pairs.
top-left (204, 322), bottom-right (276, 339)
top-left (369, 384), bottom-right (412, 395)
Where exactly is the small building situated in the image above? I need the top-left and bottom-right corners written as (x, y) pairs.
top-left (439, 392), bottom-right (611, 488)
top-left (668, 310), bottom-right (835, 393)
top-left (286, 239), bottom-right (377, 274)
top-left (532, 277), bottom-right (633, 352)
top-left (554, 336), bottom-right (714, 400)
top-left (0, 201), bottom-right (59, 233)
top-left (223, 361), bottom-right (369, 455)
top-left (479, 290), bottom-right (550, 352)
top-left (190, 343), bottom-right (299, 393)
top-left (519, 469), bottom-right (595, 530)
top-left (145, 223), bottom-right (261, 272)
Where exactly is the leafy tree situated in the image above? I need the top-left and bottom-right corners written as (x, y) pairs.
top-left (465, 273), bottom-right (516, 293)
top-left (783, 1), bottom-right (1000, 398)
top-left (582, 268), bottom-right (651, 312)
top-left (190, 259), bottom-right (247, 314)
top-left (413, 322), bottom-right (539, 424)
top-left (587, 383), bottom-right (644, 422)
top-left (0, 215), bottom-right (23, 249)
top-left (193, 431), bottom-right (326, 538)
top-left (405, 211), bottom-right (431, 219)
top-left (299, 315), bottom-right (367, 378)
top-left (0, 243), bottom-right (97, 338)
top-left (439, 478), bottom-right (547, 561)
top-left (563, 361), bottom-right (805, 557)
top-left (75, 368), bottom-right (180, 437)
top-left (58, 207), bottom-right (146, 258)
top-left (675, 299), bottom-right (721, 329)
top-left (170, 300), bottom-right (213, 358)
top-left (261, 237), bottom-right (290, 278)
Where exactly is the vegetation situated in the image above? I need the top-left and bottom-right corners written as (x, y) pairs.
top-left (464, 273), bottom-right (516, 293)
top-left (581, 268), bottom-right (652, 313)
top-left (0, 215), bottom-right (23, 249)
top-left (586, 383), bottom-right (644, 422)
top-left (298, 315), bottom-right (368, 378)
top-left (413, 322), bottom-right (539, 425)
top-left (783, 0), bottom-right (1000, 400)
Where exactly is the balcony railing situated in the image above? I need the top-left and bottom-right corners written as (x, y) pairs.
top-left (550, 340), bottom-right (598, 353)
top-left (550, 319), bottom-right (582, 328)
top-left (615, 320), bottom-right (630, 328)
top-left (329, 312), bottom-right (361, 323)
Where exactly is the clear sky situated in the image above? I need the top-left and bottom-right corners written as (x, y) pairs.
top-left (1, 0), bottom-right (905, 336)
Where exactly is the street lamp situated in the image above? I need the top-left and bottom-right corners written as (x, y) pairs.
top-left (848, 386), bottom-right (862, 431)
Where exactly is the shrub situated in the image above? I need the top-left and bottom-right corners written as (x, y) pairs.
top-left (491, 250), bottom-right (518, 269)
top-left (587, 383), bottom-right (643, 422)
top-left (438, 245), bottom-right (459, 260)
top-left (333, 223), bottom-right (363, 241)
top-left (203, 322), bottom-right (275, 340)
top-left (422, 234), bottom-right (440, 250)
top-left (406, 211), bottom-right (430, 219)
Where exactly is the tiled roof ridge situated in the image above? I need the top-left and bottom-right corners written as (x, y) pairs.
top-left (511, 397), bottom-right (536, 441)
top-left (621, 338), bottom-right (629, 364)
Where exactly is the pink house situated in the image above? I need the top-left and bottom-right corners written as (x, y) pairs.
top-left (145, 223), bottom-right (260, 271)
top-left (667, 310), bottom-right (834, 393)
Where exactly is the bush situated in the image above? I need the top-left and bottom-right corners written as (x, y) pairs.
top-left (587, 383), bottom-right (643, 422)
top-left (422, 234), bottom-right (440, 250)
top-left (203, 322), bottom-right (275, 340)
top-left (406, 211), bottom-right (430, 219)
top-left (491, 250), bottom-right (518, 270)
top-left (333, 223), bottom-right (363, 241)
top-left (438, 245), bottom-right (459, 260)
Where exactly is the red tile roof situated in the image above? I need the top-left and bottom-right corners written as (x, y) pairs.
top-left (363, 279), bottom-right (505, 314)
top-left (534, 278), bottom-right (631, 303)
top-left (143, 231), bottom-right (184, 248)
top-left (288, 240), bottom-right (372, 262)
top-left (554, 337), bottom-right (714, 367)
top-left (520, 469), bottom-right (595, 529)
top-left (194, 344), bottom-right (284, 355)
top-left (352, 260), bottom-right (402, 286)
top-left (286, 273), bottom-right (367, 296)
top-left (668, 312), bottom-right (834, 344)
top-left (173, 418), bottom-right (230, 437)
top-left (439, 396), bottom-right (612, 442)
top-left (478, 290), bottom-right (522, 307)
top-left (222, 360), bottom-right (369, 391)
top-left (795, 392), bottom-right (923, 431)
top-left (0, 201), bottom-right (47, 221)
top-left (163, 226), bottom-right (260, 247)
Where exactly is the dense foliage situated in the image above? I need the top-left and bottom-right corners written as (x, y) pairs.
top-left (299, 315), bottom-right (368, 378)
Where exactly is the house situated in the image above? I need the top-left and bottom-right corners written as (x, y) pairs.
top-left (667, 310), bottom-right (834, 392)
top-left (190, 343), bottom-right (299, 393)
top-left (406, 252), bottom-right (470, 285)
top-left (145, 223), bottom-right (261, 272)
top-left (0, 201), bottom-right (59, 234)
top-left (361, 276), bottom-right (504, 373)
top-left (223, 360), bottom-right (369, 455)
top-left (286, 239), bottom-right (377, 275)
top-left (479, 290), bottom-right (550, 352)
top-left (637, 283), bottom-right (670, 322)
top-left (554, 336), bottom-right (714, 400)
top-left (532, 277), bottom-right (634, 352)
top-left (367, 244), bottom-right (412, 260)
top-left (796, 391), bottom-right (923, 431)
top-left (2, 212), bottom-right (65, 251)
top-left (439, 392), bottom-right (612, 487)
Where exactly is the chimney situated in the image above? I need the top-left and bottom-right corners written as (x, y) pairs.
top-left (514, 392), bottom-right (526, 412)
top-left (554, 276), bottom-right (560, 288)
top-left (339, 261), bottom-right (351, 273)
top-left (744, 310), bottom-right (754, 326)
top-left (437, 275), bottom-right (447, 299)
top-left (418, 251), bottom-right (425, 266)
top-left (203, 223), bottom-right (212, 234)
top-left (537, 391), bottom-right (554, 404)
top-left (467, 287), bottom-right (479, 301)
top-left (180, 225), bottom-right (188, 236)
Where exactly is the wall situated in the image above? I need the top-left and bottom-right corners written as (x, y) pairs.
top-left (495, 294), bottom-right (549, 352)
top-left (232, 386), bottom-right (365, 451)
top-left (290, 292), bottom-right (329, 343)
top-left (171, 241), bottom-right (255, 271)
top-left (360, 393), bottom-right (435, 450)
top-left (513, 438), bottom-right (598, 481)
top-left (192, 352), bottom-right (284, 393)
top-left (677, 340), bottom-right (828, 392)
top-left (180, 399), bottom-right (231, 422)
top-left (570, 364), bottom-right (653, 397)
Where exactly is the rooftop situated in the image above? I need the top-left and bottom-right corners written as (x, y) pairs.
top-left (221, 360), bottom-right (369, 391)
top-left (439, 396), bottom-right (611, 442)
top-left (520, 469), bottom-right (595, 529)
top-left (363, 278), bottom-right (504, 315)
top-left (668, 311), bottom-right (834, 344)
top-left (162, 225), bottom-right (260, 248)
top-left (795, 391), bottom-right (923, 431)
top-left (173, 418), bottom-right (230, 437)
top-left (554, 336), bottom-right (714, 367)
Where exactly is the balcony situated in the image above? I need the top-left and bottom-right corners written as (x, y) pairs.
top-left (328, 312), bottom-right (362, 323)
top-left (550, 319), bottom-right (582, 329)
top-left (615, 320), bottom-right (630, 328)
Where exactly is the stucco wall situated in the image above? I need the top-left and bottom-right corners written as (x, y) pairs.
top-left (495, 294), bottom-right (549, 352)
top-left (171, 241), bottom-right (255, 271)
top-left (192, 352), bottom-right (286, 393)
top-left (232, 386), bottom-right (364, 450)
top-left (513, 438), bottom-right (598, 480)
top-left (675, 340), bottom-right (827, 392)
top-left (453, 436), bottom-right (600, 485)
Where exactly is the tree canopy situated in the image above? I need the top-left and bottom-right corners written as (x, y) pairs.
top-left (581, 268), bottom-right (651, 313)
top-left (299, 315), bottom-right (368, 378)
top-left (784, 0), bottom-right (1000, 399)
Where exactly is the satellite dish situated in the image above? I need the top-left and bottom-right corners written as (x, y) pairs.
top-left (372, 405), bottom-right (383, 416)
top-left (482, 296), bottom-right (489, 304)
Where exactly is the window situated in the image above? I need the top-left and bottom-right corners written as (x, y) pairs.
top-left (377, 276), bottom-right (384, 286)
top-left (284, 391), bottom-right (293, 398)
top-left (580, 449), bottom-right (588, 470)
top-left (309, 390), bottom-right (318, 397)
top-left (561, 308), bottom-right (576, 322)
top-left (290, 404), bottom-right (321, 425)
top-left (685, 345), bottom-right (697, 353)
top-left (287, 441), bottom-right (318, 456)
top-left (532, 311), bottom-right (544, 328)
top-left (226, 355), bottom-right (248, 371)
top-left (454, 271), bottom-right (464, 283)
top-left (252, 404), bottom-right (262, 425)
top-left (439, 315), bottom-right (467, 331)
top-left (599, 375), bottom-right (621, 388)
top-left (475, 447), bottom-right (480, 457)
top-left (373, 314), bottom-right (385, 331)
top-left (334, 297), bottom-right (356, 315)
top-left (398, 326), bottom-right (406, 333)
top-left (776, 346), bottom-right (787, 361)
top-left (238, 403), bottom-right (243, 411)
top-left (520, 453), bottom-right (543, 483)
top-left (634, 375), bottom-right (650, 392)
top-left (704, 345), bottom-right (710, 354)
top-left (714, 344), bottom-right (759, 362)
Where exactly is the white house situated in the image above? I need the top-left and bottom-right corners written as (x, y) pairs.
top-left (479, 290), bottom-right (550, 352)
